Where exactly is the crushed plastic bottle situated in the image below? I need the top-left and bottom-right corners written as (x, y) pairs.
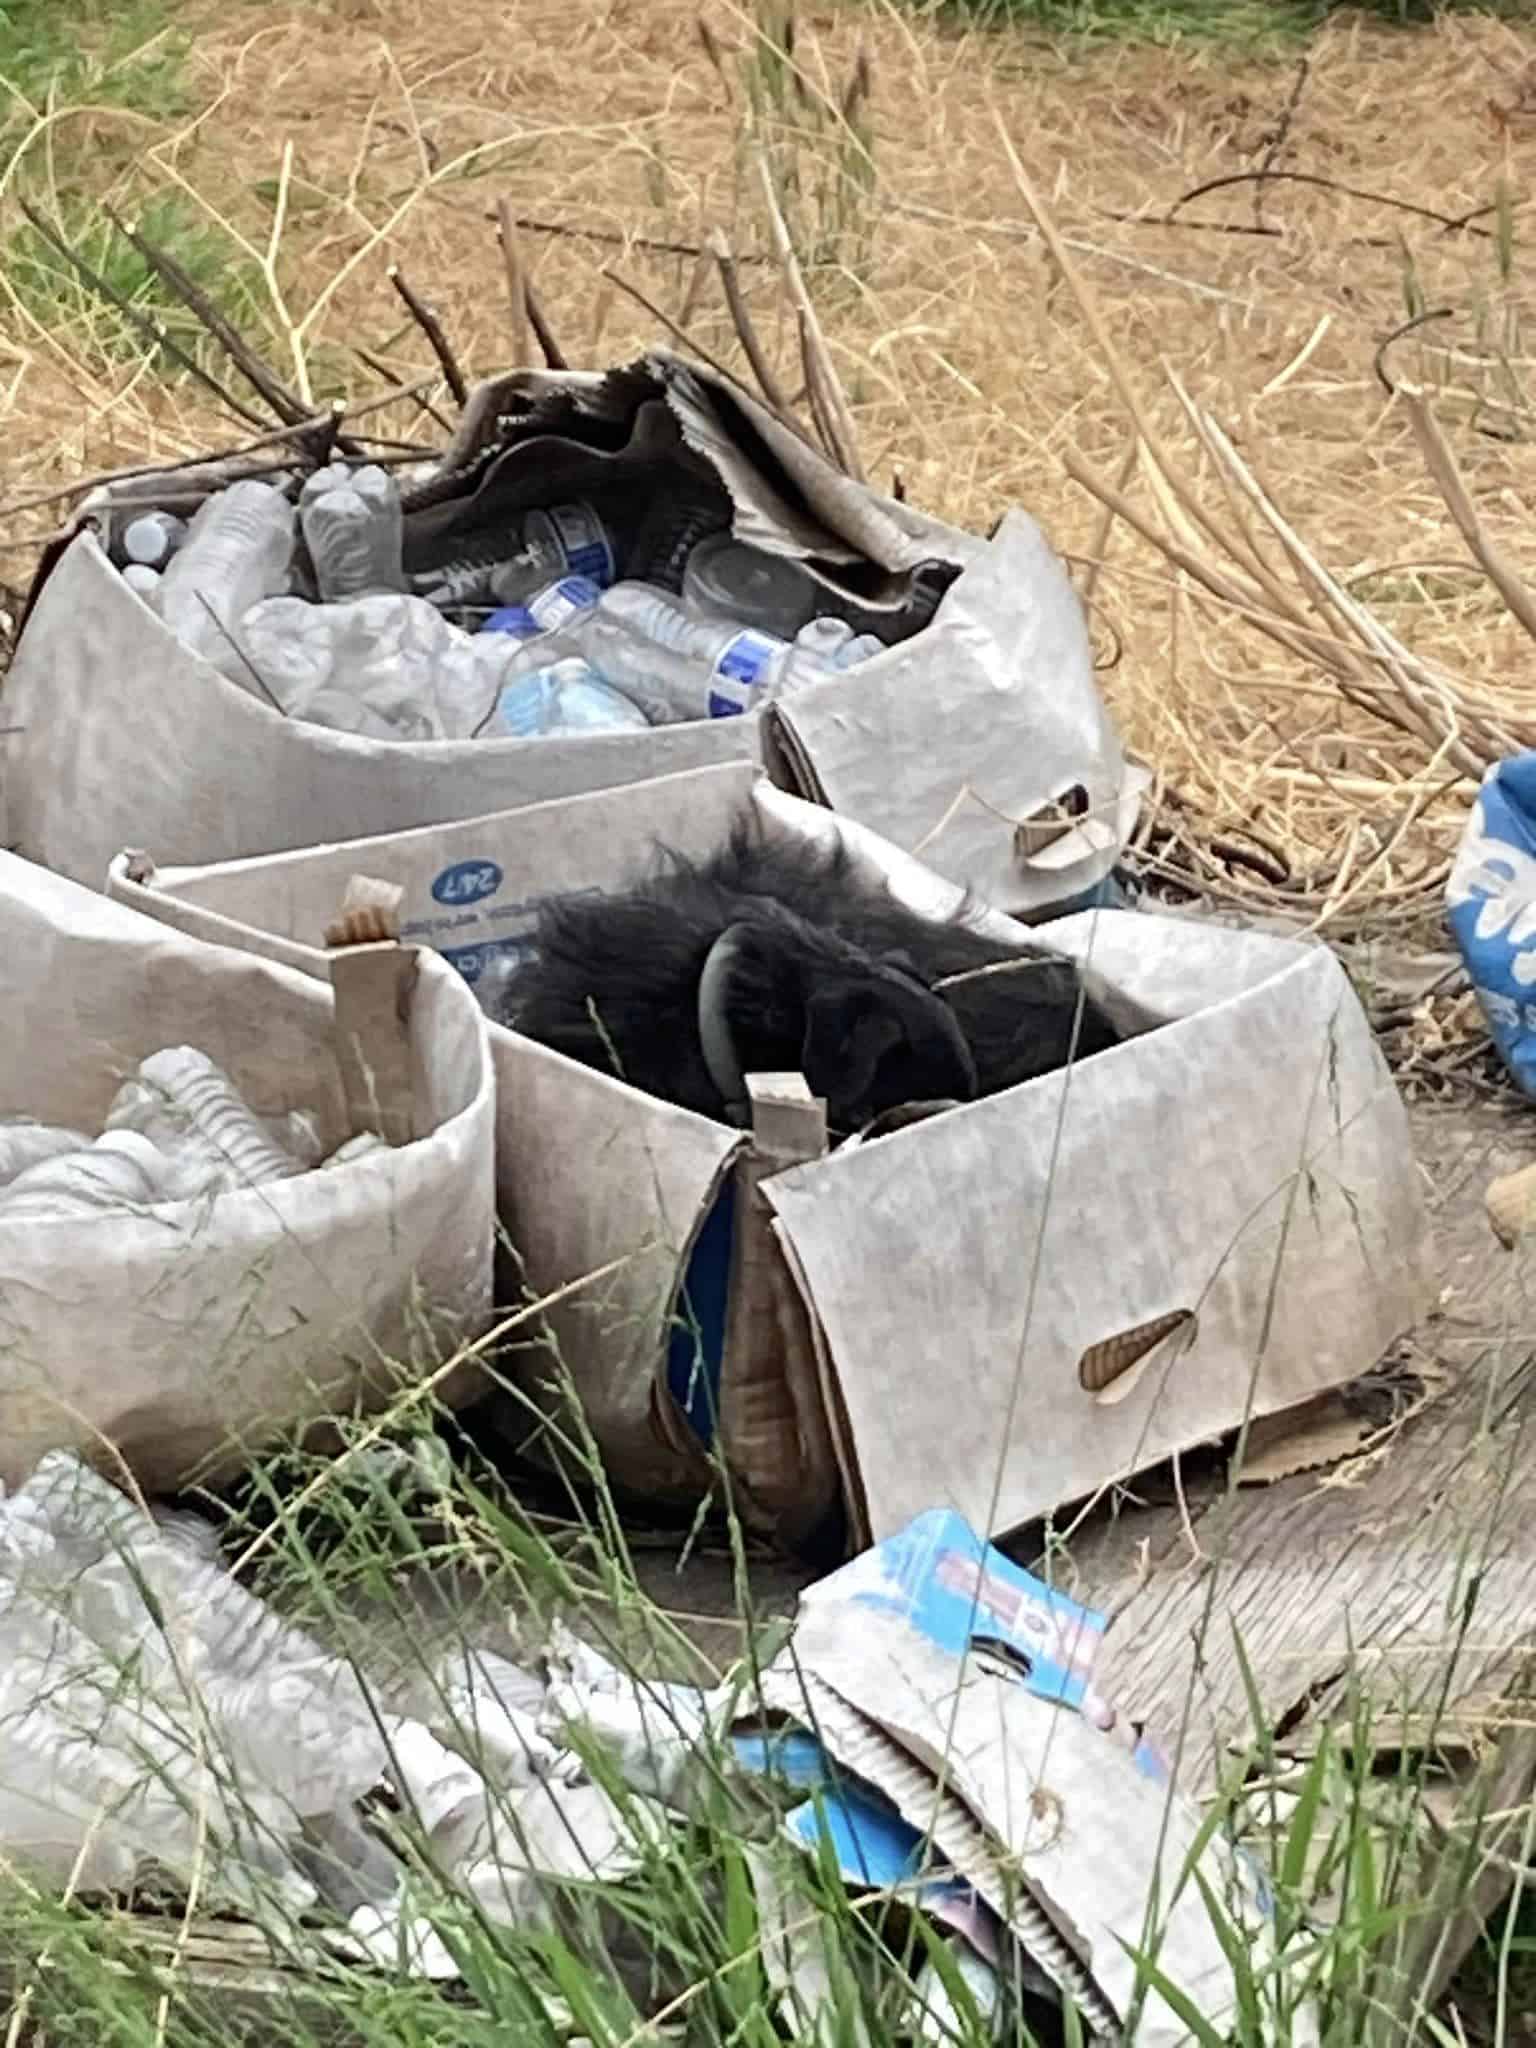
top-left (0, 1050), bottom-right (337, 1222)
top-left (0, 1120), bottom-right (93, 1186)
top-left (155, 480), bottom-right (295, 675)
top-left (300, 463), bottom-right (406, 600)
top-left (413, 502), bottom-right (616, 611)
top-left (224, 592), bottom-right (515, 740)
top-left (106, 1046), bottom-right (308, 1193)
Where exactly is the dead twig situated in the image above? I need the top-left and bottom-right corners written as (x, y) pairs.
top-left (1374, 307), bottom-right (1457, 399)
top-left (352, 351), bottom-right (456, 435)
top-left (387, 265), bottom-right (469, 407)
top-left (479, 209), bottom-right (774, 265)
top-left (104, 206), bottom-right (310, 426)
top-left (495, 198), bottom-right (533, 370)
top-left (18, 199), bottom-right (269, 432)
top-left (1398, 384), bottom-right (1536, 649)
top-left (524, 277), bottom-right (568, 371)
top-left (708, 226), bottom-right (797, 425)
top-left (755, 155), bottom-right (864, 481)
top-left (600, 266), bottom-right (761, 404)
top-left (1165, 169), bottom-right (1495, 238)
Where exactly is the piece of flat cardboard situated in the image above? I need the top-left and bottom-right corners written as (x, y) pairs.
top-left (3, 352), bottom-right (1141, 919)
top-left (0, 851), bottom-right (496, 1493)
top-left (752, 1509), bottom-right (1317, 2045)
top-left (106, 766), bottom-right (1431, 1542)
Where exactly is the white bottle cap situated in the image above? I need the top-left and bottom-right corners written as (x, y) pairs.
top-left (123, 513), bottom-right (184, 566)
top-left (121, 563), bottom-right (162, 599)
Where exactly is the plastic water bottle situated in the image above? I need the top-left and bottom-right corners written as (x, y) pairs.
top-left (485, 659), bottom-right (650, 739)
top-left (122, 511), bottom-right (187, 568)
top-left (548, 582), bottom-right (788, 723)
top-left (223, 592), bottom-right (514, 740)
top-left (476, 575), bottom-right (603, 644)
top-left (121, 563), bottom-right (162, 603)
top-left (682, 534), bottom-right (820, 637)
top-left (414, 503), bottom-right (616, 610)
top-left (156, 480), bottom-right (295, 671)
top-left (777, 615), bottom-right (886, 692)
top-left (300, 463), bottom-right (405, 599)
top-left (557, 582), bottom-right (878, 723)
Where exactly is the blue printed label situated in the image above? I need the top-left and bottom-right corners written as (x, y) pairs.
top-left (549, 503), bottom-right (615, 588)
top-left (707, 628), bottom-right (782, 717)
top-left (528, 574), bottom-right (600, 630)
top-left (430, 859), bottom-right (503, 907)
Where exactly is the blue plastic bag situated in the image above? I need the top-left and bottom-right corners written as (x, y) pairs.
top-left (1446, 751), bottom-right (1536, 1095)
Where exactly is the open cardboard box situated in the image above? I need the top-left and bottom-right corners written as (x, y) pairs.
top-left (6, 352), bottom-right (1142, 920)
top-left (107, 760), bottom-right (1432, 1551)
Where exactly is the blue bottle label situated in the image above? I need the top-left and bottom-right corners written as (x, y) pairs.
top-left (549, 504), bottom-right (615, 587)
top-left (481, 575), bottom-right (600, 641)
top-left (708, 629), bottom-right (783, 717)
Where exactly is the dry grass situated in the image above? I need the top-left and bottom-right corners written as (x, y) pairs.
top-left (5, 0), bottom-right (1536, 966)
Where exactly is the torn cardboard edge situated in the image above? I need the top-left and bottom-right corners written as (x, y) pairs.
top-left (326, 874), bottom-right (420, 1149)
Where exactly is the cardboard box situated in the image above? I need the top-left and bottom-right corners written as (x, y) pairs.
top-left (0, 851), bottom-right (496, 1493)
top-left (4, 352), bottom-right (1142, 919)
top-left (106, 762), bottom-right (1431, 1547)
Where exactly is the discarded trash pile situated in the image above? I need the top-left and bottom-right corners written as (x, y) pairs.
top-left (0, 1460), bottom-right (1305, 2045)
top-left (123, 464), bottom-right (885, 745)
top-left (0, 286), bottom-right (1437, 2040)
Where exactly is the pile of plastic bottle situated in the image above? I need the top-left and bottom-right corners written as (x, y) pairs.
top-left (110, 465), bottom-right (888, 743)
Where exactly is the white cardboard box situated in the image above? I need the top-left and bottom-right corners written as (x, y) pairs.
top-left (106, 763), bottom-right (1431, 1546)
top-left (0, 851), bottom-right (496, 1493)
top-left (4, 352), bottom-right (1141, 919)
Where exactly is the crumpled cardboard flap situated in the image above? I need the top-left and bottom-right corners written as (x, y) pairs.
top-left (0, 851), bottom-right (496, 1492)
top-left (757, 1513), bottom-right (1306, 2046)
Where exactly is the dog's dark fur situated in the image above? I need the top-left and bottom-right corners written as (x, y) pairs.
top-left (494, 819), bottom-right (1123, 1133)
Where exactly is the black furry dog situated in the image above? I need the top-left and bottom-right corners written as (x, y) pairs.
top-left (494, 821), bottom-right (1123, 1135)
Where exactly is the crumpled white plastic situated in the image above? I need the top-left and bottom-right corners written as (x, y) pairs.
top-left (0, 1452), bottom-right (605, 1966)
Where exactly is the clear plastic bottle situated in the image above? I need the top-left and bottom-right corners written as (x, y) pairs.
top-left (106, 1047), bottom-right (307, 1194)
top-left (413, 502), bottom-right (616, 611)
top-left (223, 592), bottom-right (515, 741)
top-left (484, 658), bottom-right (650, 739)
top-left (0, 1130), bottom-right (196, 1218)
top-left (122, 511), bottom-right (188, 568)
top-left (155, 480), bottom-right (295, 673)
top-left (300, 464), bottom-right (405, 600)
top-left (476, 574), bottom-right (603, 644)
top-left (776, 615), bottom-right (886, 693)
top-left (552, 582), bottom-right (882, 723)
top-left (682, 534), bottom-right (820, 637)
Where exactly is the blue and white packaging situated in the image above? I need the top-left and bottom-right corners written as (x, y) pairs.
top-left (1446, 752), bottom-right (1536, 1094)
top-left (754, 1508), bottom-right (1310, 2048)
